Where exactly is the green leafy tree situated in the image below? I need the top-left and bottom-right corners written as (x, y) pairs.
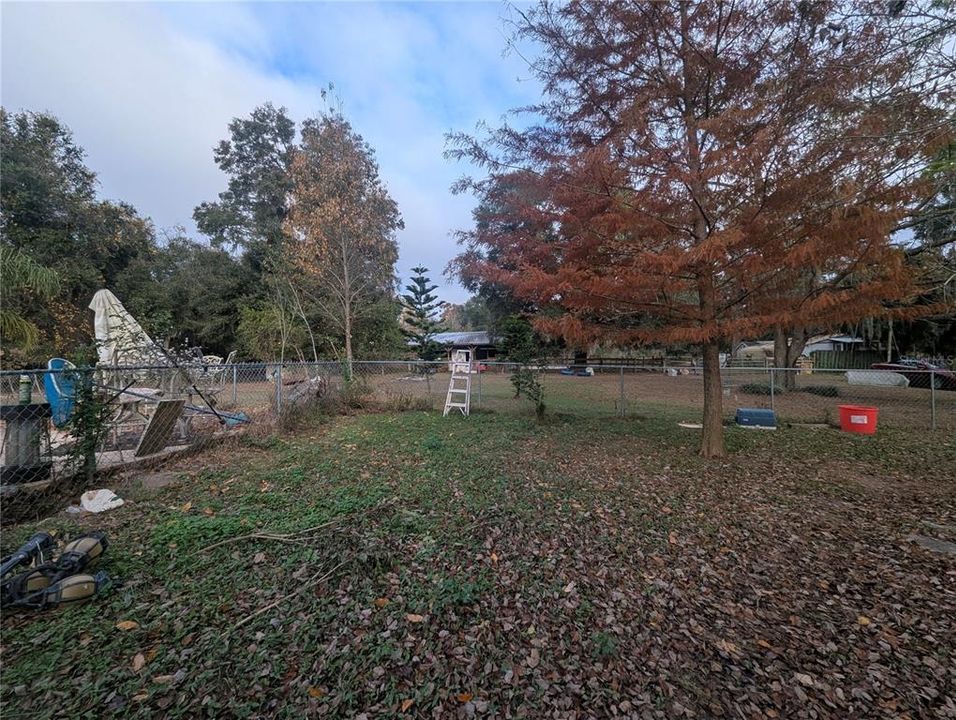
top-left (896, 141), bottom-right (956, 358)
top-left (353, 297), bottom-right (407, 360)
top-left (401, 266), bottom-right (445, 361)
top-left (236, 302), bottom-right (313, 362)
top-left (442, 296), bottom-right (493, 332)
top-left (115, 233), bottom-right (256, 355)
top-left (1, 108), bottom-right (154, 363)
top-left (193, 103), bottom-right (296, 272)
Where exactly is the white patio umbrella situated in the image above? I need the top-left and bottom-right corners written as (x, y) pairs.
top-left (88, 289), bottom-right (166, 367)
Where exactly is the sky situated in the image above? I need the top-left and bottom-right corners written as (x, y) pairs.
top-left (0, 1), bottom-right (542, 303)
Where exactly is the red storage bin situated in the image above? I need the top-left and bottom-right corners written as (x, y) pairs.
top-left (838, 405), bottom-right (878, 435)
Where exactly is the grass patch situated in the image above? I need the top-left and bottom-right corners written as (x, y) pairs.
top-left (1, 409), bottom-right (952, 718)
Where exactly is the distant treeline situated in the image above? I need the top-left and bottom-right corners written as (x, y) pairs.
top-left (0, 105), bottom-right (414, 368)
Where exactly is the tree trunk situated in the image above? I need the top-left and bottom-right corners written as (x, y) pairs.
top-left (343, 306), bottom-right (353, 380)
top-left (700, 342), bottom-right (725, 458)
top-left (773, 326), bottom-right (810, 389)
top-left (773, 327), bottom-right (791, 389)
top-left (342, 246), bottom-right (354, 380)
top-left (696, 273), bottom-right (725, 458)
top-left (680, 6), bottom-right (724, 459)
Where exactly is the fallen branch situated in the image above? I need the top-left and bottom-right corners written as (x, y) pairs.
top-left (195, 533), bottom-right (312, 555)
top-left (194, 519), bottom-right (343, 556)
top-left (233, 558), bottom-right (352, 630)
top-left (194, 497), bottom-right (398, 557)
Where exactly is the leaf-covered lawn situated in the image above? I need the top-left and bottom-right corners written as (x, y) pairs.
top-left (2, 411), bottom-right (954, 719)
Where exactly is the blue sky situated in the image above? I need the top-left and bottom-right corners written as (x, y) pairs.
top-left (1, 1), bottom-right (541, 302)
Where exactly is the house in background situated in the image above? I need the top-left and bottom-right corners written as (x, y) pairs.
top-left (732, 340), bottom-right (776, 365)
top-left (733, 334), bottom-right (868, 366)
top-left (802, 334), bottom-right (865, 355)
top-left (431, 331), bottom-right (497, 363)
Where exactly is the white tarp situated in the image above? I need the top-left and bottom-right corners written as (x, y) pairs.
top-left (89, 289), bottom-right (165, 366)
top-left (80, 488), bottom-right (124, 513)
top-left (845, 370), bottom-right (910, 388)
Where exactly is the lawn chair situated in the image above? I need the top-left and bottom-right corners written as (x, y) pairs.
top-left (44, 358), bottom-right (77, 428)
top-left (188, 351), bottom-right (235, 406)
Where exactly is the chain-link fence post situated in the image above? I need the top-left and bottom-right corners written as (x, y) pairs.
top-left (769, 368), bottom-right (776, 413)
top-left (232, 365), bottom-right (238, 406)
top-left (275, 364), bottom-right (283, 418)
top-left (930, 369), bottom-right (936, 430)
top-left (619, 365), bottom-right (625, 417)
top-left (477, 364), bottom-right (482, 409)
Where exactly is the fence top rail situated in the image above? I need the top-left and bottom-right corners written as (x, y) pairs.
top-left (1, 361), bottom-right (949, 378)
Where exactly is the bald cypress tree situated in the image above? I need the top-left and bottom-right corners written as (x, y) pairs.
top-left (450, 0), bottom-right (952, 457)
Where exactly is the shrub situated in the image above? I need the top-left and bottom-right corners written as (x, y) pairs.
top-left (739, 382), bottom-right (784, 395)
top-left (511, 367), bottom-right (546, 419)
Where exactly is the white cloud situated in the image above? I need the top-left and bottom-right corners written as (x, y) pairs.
top-left (1, 1), bottom-right (541, 303)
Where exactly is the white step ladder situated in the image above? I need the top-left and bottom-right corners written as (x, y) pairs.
top-left (443, 350), bottom-right (472, 416)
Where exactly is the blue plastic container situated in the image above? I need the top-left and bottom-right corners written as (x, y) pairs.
top-left (735, 407), bottom-right (777, 428)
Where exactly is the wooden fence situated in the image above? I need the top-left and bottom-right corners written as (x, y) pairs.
top-left (809, 349), bottom-right (883, 369)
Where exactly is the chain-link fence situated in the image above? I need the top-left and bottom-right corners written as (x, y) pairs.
top-left (460, 362), bottom-right (953, 430)
top-left (2, 359), bottom-right (952, 522)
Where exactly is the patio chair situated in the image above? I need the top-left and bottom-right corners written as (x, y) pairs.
top-left (44, 358), bottom-right (77, 428)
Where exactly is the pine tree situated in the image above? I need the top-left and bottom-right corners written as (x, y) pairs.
top-left (402, 266), bottom-right (445, 361)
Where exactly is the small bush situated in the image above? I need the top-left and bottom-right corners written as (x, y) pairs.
top-left (382, 393), bottom-right (433, 412)
top-left (739, 382), bottom-right (784, 395)
top-left (511, 366), bottom-right (546, 420)
top-left (798, 385), bottom-right (840, 397)
top-left (340, 381), bottom-right (373, 409)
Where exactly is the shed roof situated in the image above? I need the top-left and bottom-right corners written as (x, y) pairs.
top-left (432, 331), bottom-right (494, 346)
top-left (806, 334), bottom-right (864, 345)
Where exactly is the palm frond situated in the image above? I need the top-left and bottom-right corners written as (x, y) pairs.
top-left (0, 308), bottom-right (40, 350)
top-left (0, 246), bottom-right (61, 298)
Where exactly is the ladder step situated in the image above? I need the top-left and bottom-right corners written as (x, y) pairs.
top-left (443, 352), bottom-right (472, 417)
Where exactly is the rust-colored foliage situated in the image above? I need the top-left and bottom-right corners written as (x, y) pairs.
top-left (285, 114), bottom-right (402, 365)
top-left (450, 1), bottom-right (953, 456)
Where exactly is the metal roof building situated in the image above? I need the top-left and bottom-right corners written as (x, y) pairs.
top-left (431, 331), bottom-right (493, 347)
top-left (429, 330), bottom-right (498, 362)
